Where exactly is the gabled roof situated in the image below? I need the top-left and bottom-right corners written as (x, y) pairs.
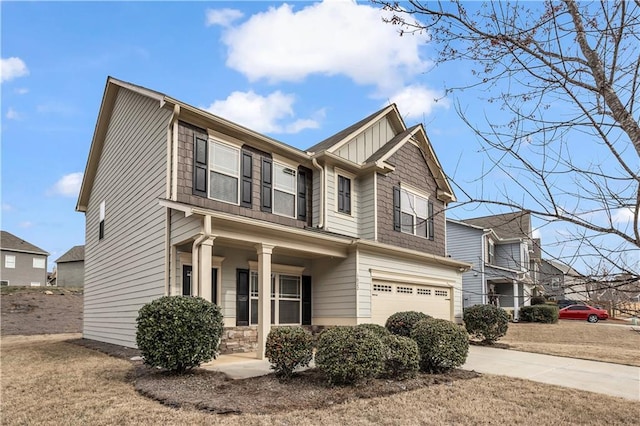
top-left (0, 231), bottom-right (49, 255)
top-left (543, 259), bottom-right (582, 277)
top-left (365, 125), bottom-right (420, 163)
top-left (56, 245), bottom-right (85, 263)
top-left (462, 211), bottom-right (531, 240)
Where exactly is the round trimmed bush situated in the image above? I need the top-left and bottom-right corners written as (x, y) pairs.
top-left (136, 296), bottom-right (223, 373)
top-left (380, 334), bottom-right (420, 379)
top-left (385, 311), bottom-right (432, 337)
top-left (463, 304), bottom-right (509, 344)
top-left (411, 318), bottom-right (469, 373)
top-left (315, 326), bottom-right (384, 385)
top-left (530, 296), bottom-right (547, 305)
top-left (265, 326), bottom-right (314, 379)
top-left (355, 323), bottom-right (391, 340)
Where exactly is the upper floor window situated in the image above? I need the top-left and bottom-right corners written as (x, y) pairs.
top-left (273, 163), bottom-right (296, 217)
top-left (394, 186), bottom-right (434, 240)
top-left (488, 240), bottom-right (495, 264)
top-left (5, 255), bottom-right (15, 269)
top-left (99, 200), bottom-right (105, 240)
top-left (337, 175), bottom-right (352, 215)
top-left (33, 258), bottom-right (45, 269)
top-left (209, 141), bottom-right (240, 204)
top-left (551, 277), bottom-right (560, 289)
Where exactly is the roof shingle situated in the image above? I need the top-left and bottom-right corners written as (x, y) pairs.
top-left (56, 245), bottom-right (85, 263)
top-left (0, 230), bottom-right (49, 255)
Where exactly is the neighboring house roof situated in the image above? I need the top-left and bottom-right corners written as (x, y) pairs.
top-left (462, 211), bottom-right (531, 240)
top-left (0, 230), bottom-right (49, 255)
top-left (56, 245), bottom-right (85, 263)
top-left (543, 259), bottom-right (583, 278)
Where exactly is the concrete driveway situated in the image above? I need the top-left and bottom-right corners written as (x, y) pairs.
top-left (462, 345), bottom-right (640, 401)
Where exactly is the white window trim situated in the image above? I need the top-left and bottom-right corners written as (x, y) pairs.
top-left (5, 255), bottom-right (16, 269)
top-left (249, 271), bottom-right (302, 326)
top-left (399, 185), bottom-right (430, 239)
top-left (488, 239), bottom-right (495, 265)
top-left (30, 282), bottom-right (41, 287)
top-left (208, 138), bottom-right (241, 205)
top-left (334, 167), bottom-right (356, 217)
top-left (272, 161), bottom-right (297, 219)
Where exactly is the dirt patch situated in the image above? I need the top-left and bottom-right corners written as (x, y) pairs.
top-left (1, 287), bottom-right (83, 336)
top-left (133, 366), bottom-right (480, 415)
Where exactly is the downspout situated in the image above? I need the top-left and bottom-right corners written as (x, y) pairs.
top-left (481, 230), bottom-right (492, 305)
top-left (164, 104), bottom-right (180, 296)
top-left (311, 158), bottom-right (324, 229)
top-left (191, 215), bottom-right (214, 296)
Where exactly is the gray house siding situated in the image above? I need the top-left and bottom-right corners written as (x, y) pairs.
top-left (495, 242), bottom-right (522, 271)
top-left (358, 173), bottom-right (376, 240)
top-left (83, 87), bottom-right (172, 348)
top-left (446, 221), bottom-right (485, 308)
top-left (312, 252), bottom-right (357, 323)
top-left (1, 250), bottom-right (47, 286)
top-left (324, 165), bottom-right (359, 238)
top-left (57, 261), bottom-right (84, 287)
top-left (334, 116), bottom-right (395, 163)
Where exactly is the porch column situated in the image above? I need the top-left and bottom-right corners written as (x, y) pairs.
top-left (199, 239), bottom-right (214, 301)
top-left (256, 243), bottom-right (274, 360)
top-left (513, 280), bottom-right (519, 320)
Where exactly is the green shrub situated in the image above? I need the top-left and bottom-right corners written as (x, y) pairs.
top-left (136, 296), bottom-right (223, 373)
top-left (463, 304), bottom-right (509, 344)
top-left (530, 296), bottom-right (547, 305)
top-left (355, 323), bottom-right (391, 340)
top-left (385, 311), bottom-right (431, 337)
top-left (315, 326), bottom-right (384, 385)
top-left (411, 318), bottom-right (469, 373)
top-left (380, 335), bottom-right (420, 379)
top-left (265, 327), bottom-right (313, 379)
top-left (519, 305), bottom-right (559, 323)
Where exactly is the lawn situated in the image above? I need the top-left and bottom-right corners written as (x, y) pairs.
top-left (500, 321), bottom-right (640, 366)
top-left (2, 335), bottom-right (638, 425)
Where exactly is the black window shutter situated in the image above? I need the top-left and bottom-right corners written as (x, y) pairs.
top-left (261, 158), bottom-right (272, 212)
top-left (193, 135), bottom-right (208, 197)
top-left (241, 151), bottom-right (253, 208)
top-left (344, 177), bottom-right (351, 214)
top-left (297, 168), bottom-right (307, 221)
top-left (393, 186), bottom-right (401, 231)
top-left (302, 275), bottom-right (312, 325)
top-left (236, 269), bottom-right (250, 326)
top-left (338, 176), bottom-right (345, 212)
top-left (428, 201), bottom-right (434, 240)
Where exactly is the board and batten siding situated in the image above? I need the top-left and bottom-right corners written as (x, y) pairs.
top-left (324, 165), bottom-right (359, 238)
top-left (358, 173), bottom-right (376, 240)
top-left (357, 248), bottom-right (464, 321)
top-left (83, 87), bottom-right (172, 348)
top-left (311, 252), bottom-right (357, 323)
top-left (446, 221), bottom-right (485, 307)
top-left (334, 116), bottom-right (396, 164)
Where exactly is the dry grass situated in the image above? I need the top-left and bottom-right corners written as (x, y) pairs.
top-left (2, 335), bottom-right (638, 425)
top-left (501, 321), bottom-right (640, 366)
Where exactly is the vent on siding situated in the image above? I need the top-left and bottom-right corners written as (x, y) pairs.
top-left (373, 283), bottom-right (392, 293)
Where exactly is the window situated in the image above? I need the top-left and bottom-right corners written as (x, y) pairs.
top-left (0, 280), bottom-right (8, 286)
top-left (398, 187), bottom-right (432, 239)
top-left (417, 288), bottom-right (431, 296)
top-left (30, 282), bottom-right (41, 287)
top-left (488, 240), bottom-right (495, 264)
top-left (373, 283), bottom-right (392, 293)
top-left (551, 277), bottom-right (560, 289)
top-left (33, 258), bottom-right (45, 269)
top-left (435, 289), bottom-right (449, 297)
top-left (273, 163), bottom-right (296, 217)
top-left (99, 200), bottom-right (105, 240)
top-left (337, 175), bottom-right (351, 214)
top-left (397, 286), bottom-right (413, 294)
top-left (209, 141), bottom-right (240, 204)
top-left (4, 255), bottom-right (15, 269)
top-left (249, 272), bottom-right (301, 325)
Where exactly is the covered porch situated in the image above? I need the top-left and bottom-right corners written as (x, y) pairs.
top-left (485, 266), bottom-right (533, 320)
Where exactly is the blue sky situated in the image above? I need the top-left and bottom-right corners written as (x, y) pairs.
top-left (1, 1), bottom-right (635, 273)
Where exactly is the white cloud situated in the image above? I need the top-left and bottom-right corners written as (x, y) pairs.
top-left (532, 228), bottom-right (541, 240)
top-left (50, 172), bottom-right (83, 198)
top-left (205, 90), bottom-right (320, 134)
top-left (19, 221), bottom-right (33, 229)
top-left (14, 87), bottom-right (29, 95)
top-left (386, 84), bottom-right (449, 119)
top-left (36, 102), bottom-right (77, 115)
top-left (1, 57), bottom-right (29, 83)
top-left (206, 8), bottom-right (244, 27)
top-left (220, 1), bottom-right (429, 94)
top-left (6, 107), bottom-right (21, 120)
top-left (612, 207), bottom-right (635, 224)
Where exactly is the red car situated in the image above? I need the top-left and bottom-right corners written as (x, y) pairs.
top-left (559, 304), bottom-right (608, 323)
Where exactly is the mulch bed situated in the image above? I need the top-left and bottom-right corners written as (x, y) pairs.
top-left (70, 337), bottom-right (480, 415)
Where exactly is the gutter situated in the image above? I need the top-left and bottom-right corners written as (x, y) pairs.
top-left (311, 158), bottom-right (325, 229)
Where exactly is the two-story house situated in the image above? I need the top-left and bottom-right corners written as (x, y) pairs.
top-left (539, 259), bottom-right (588, 301)
top-left (0, 230), bottom-right (49, 287)
top-left (446, 211), bottom-right (540, 319)
top-left (76, 77), bottom-right (470, 358)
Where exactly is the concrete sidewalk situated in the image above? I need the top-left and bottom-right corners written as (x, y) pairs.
top-left (203, 347), bottom-right (640, 401)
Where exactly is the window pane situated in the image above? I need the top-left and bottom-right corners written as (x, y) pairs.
top-left (280, 275), bottom-right (300, 298)
top-left (274, 190), bottom-right (295, 217)
top-left (5, 255), bottom-right (15, 269)
top-left (33, 258), bottom-right (45, 269)
top-left (250, 272), bottom-right (258, 297)
top-left (416, 220), bottom-right (427, 238)
top-left (250, 299), bottom-right (258, 325)
top-left (401, 212), bottom-right (414, 234)
top-left (400, 189), bottom-right (413, 214)
top-left (274, 163), bottom-right (296, 193)
top-left (415, 196), bottom-right (428, 219)
top-left (279, 300), bottom-right (300, 324)
top-left (210, 142), bottom-right (239, 176)
top-left (210, 171), bottom-right (238, 203)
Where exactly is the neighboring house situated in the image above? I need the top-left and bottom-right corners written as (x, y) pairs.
top-left (446, 211), bottom-right (541, 319)
top-left (56, 245), bottom-right (85, 287)
top-left (539, 259), bottom-right (588, 301)
top-left (0, 230), bottom-right (49, 287)
top-left (76, 77), bottom-right (471, 358)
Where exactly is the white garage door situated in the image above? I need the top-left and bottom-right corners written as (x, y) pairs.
top-left (370, 281), bottom-right (452, 325)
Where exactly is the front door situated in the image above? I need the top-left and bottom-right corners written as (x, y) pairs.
top-left (182, 265), bottom-right (218, 305)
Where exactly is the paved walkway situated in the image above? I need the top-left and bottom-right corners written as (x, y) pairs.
top-left (203, 347), bottom-right (640, 401)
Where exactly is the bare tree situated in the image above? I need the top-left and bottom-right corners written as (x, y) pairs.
top-left (375, 0), bottom-right (640, 290)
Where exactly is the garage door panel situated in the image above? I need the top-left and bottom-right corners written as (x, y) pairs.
top-left (371, 281), bottom-right (451, 325)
